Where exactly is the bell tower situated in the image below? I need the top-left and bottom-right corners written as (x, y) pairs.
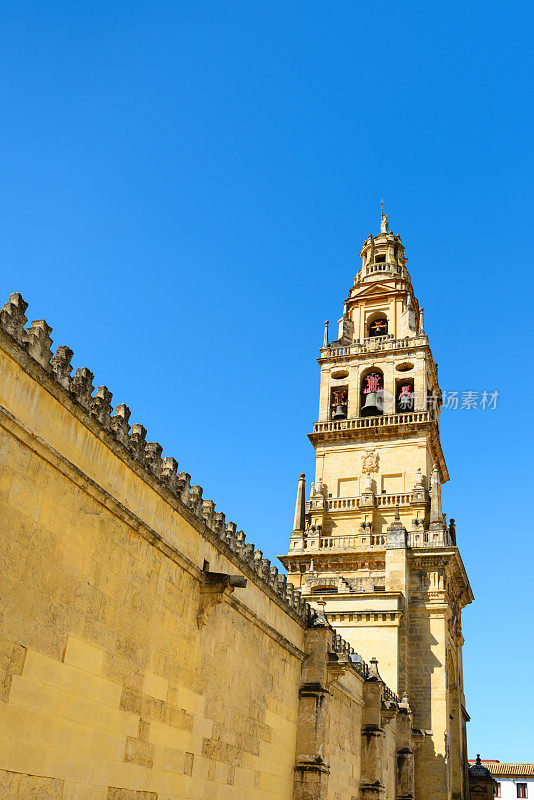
top-left (280, 211), bottom-right (473, 800)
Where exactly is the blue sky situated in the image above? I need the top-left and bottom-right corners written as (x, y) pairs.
top-left (1, 0), bottom-right (532, 761)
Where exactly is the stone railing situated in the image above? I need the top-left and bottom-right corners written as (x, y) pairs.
top-left (376, 492), bottom-right (412, 508)
top-left (322, 333), bottom-right (428, 359)
top-left (312, 410), bottom-right (433, 435)
top-left (325, 493), bottom-right (412, 512)
top-left (0, 292), bottom-right (316, 624)
top-left (327, 496), bottom-right (360, 512)
top-left (355, 262), bottom-right (408, 282)
top-left (319, 533), bottom-right (386, 550)
top-left (408, 530), bottom-right (454, 548)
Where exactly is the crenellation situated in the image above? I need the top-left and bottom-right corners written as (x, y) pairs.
top-left (252, 548), bottom-right (263, 576)
top-left (110, 402), bottom-right (131, 445)
top-left (176, 471), bottom-right (191, 504)
top-left (50, 345), bottom-right (73, 388)
top-left (129, 422), bottom-right (147, 460)
top-left (90, 385), bottom-right (113, 427)
top-left (188, 484), bottom-right (203, 516)
top-left (224, 523), bottom-right (239, 552)
top-left (202, 499), bottom-right (216, 529)
top-left (269, 564), bottom-right (279, 589)
top-left (69, 366), bottom-right (95, 409)
top-left (24, 319), bottom-right (53, 369)
top-left (234, 529), bottom-right (246, 559)
top-left (260, 556), bottom-right (271, 582)
top-left (160, 455), bottom-right (178, 490)
top-left (213, 511), bottom-right (226, 539)
top-left (0, 291), bottom-right (28, 342)
top-left (277, 572), bottom-right (288, 600)
top-left (286, 582), bottom-right (295, 607)
top-left (144, 441), bottom-right (163, 478)
top-left (242, 541), bottom-right (255, 565)
top-left (292, 587), bottom-right (302, 612)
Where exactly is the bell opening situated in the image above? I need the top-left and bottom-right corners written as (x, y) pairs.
top-left (367, 314), bottom-right (388, 338)
top-left (330, 386), bottom-right (348, 421)
top-left (396, 379), bottom-right (414, 413)
top-left (360, 371), bottom-right (384, 417)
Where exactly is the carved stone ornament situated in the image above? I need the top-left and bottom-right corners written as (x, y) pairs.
top-left (197, 570), bottom-right (247, 628)
top-left (362, 449), bottom-right (379, 473)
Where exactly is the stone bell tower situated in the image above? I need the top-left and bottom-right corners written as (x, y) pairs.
top-left (279, 211), bottom-right (473, 800)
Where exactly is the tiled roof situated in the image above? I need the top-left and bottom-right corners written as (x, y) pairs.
top-left (469, 761), bottom-right (534, 777)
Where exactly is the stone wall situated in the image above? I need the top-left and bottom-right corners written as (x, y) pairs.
top-left (0, 293), bottom-right (415, 800)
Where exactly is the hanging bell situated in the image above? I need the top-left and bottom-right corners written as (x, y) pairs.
top-left (332, 404), bottom-right (347, 420)
top-left (361, 392), bottom-right (380, 417)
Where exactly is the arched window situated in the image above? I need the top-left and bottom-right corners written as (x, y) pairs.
top-left (360, 369), bottom-right (384, 417)
top-left (367, 313), bottom-right (388, 338)
top-left (311, 586), bottom-right (338, 594)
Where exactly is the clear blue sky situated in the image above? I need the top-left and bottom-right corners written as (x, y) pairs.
top-left (1, 0), bottom-right (532, 761)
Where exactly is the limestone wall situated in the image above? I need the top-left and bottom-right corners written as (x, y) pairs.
top-left (326, 675), bottom-right (363, 800)
top-left (0, 293), bottom-right (413, 800)
top-left (0, 369), bottom-right (303, 798)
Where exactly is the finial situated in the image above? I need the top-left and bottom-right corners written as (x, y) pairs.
top-left (380, 200), bottom-right (388, 233)
top-left (369, 656), bottom-right (380, 679)
top-left (313, 599), bottom-right (328, 627)
top-left (293, 473), bottom-right (306, 532)
top-left (323, 320), bottom-right (329, 348)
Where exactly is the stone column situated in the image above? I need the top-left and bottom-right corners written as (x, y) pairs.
top-left (396, 696), bottom-right (415, 800)
top-left (293, 617), bottom-right (332, 800)
top-left (360, 659), bottom-right (386, 800)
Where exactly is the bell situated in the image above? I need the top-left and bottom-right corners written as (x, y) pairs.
top-left (361, 392), bottom-right (380, 417)
top-left (332, 404), bottom-right (346, 420)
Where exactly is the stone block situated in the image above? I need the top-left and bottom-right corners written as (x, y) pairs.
top-left (64, 636), bottom-right (104, 675)
top-left (21, 650), bottom-right (122, 707)
top-left (142, 671), bottom-right (168, 702)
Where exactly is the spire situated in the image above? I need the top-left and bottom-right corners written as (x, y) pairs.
top-left (293, 473), bottom-right (306, 532)
top-left (380, 199), bottom-right (389, 233)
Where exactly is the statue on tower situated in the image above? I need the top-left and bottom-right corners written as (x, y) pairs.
top-left (380, 199), bottom-right (389, 233)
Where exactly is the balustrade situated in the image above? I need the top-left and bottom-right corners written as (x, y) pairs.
top-left (318, 533), bottom-right (386, 550)
top-left (324, 333), bottom-right (428, 359)
top-left (408, 531), bottom-right (454, 548)
top-left (293, 529), bottom-right (455, 552)
top-left (313, 410), bottom-right (432, 434)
